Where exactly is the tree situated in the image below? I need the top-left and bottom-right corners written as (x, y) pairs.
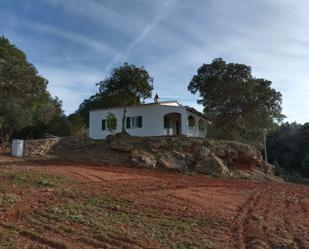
top-left (188, 58), bottom-right (284, 147)
top-left (75, 93), bottom-right (121, 127)
top-left (0, 36), bottom-right (65, 143)
top-left (96, 63), bottom-right (153, 133)
top-left (266, 122), bottom-right (309, 178)
top-left (67, 113), bottom-right (87, 136)
top-left (106, 112), bottom-right (117, 135)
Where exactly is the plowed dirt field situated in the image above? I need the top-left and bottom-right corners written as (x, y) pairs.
top-left (0, 154), bottom-right (308, 249)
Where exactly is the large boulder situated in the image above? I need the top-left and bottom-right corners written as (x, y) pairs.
top-left (194, 146), bottom-right (211, 160)
top-left (131, 150), bottom-right (157, 168)
top-left (225, 141), bottom-right (259, 160)
top-left (157, 152), bottom-right (185, 171)
top-left (110, 139), bottom-right (134, 152)
top-left (195, 153), bottom-right (230, 177)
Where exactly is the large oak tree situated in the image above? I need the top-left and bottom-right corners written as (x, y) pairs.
top-left (0, 36), bottom-right (63, 144)
top-left (188, 58), bottom-right (284, 147)
top-left (96, 63), bottom-right (153, 133)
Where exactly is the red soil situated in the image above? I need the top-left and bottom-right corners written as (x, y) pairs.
top-left (0, 154), bottom-right (308, 248)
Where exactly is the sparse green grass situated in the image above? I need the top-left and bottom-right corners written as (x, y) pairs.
top-left (29, 195), bottom-right (215, 248)
top-left (34, 176), bottom-right (55, 188)
top-left (0, 229), bottom-right (18, 249)
top-left (2, 171), bottom-right (68, 189)
top-left (0, 193), bottom-right (20, 206)
top-left (0, 167), bottom-right (216, 248)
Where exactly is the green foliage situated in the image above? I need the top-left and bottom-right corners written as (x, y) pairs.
top-left (0, 36), bottom-right (66, 142)
top-left (97, 62), bottom-right (153, 132)
top-left (5, 171), bottom-right (66, 188)
top-left (106, 112), bottom-right (117, 134)
top-left (35, 177), bottom-right (55, 188)
top-left (267, 122), bottom-right (309, 178)
top-left (188, 58), bottom-right (284, 147)
top-left (75, 94), bottom-right (112, 126)
top-left (97, 62), bottom-right (153, 106)
top-left (67, 113), bottom-right (87, 136)
top-left (76, 63), bottom-right (153, 129)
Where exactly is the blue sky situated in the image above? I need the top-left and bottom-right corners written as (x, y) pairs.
top-left (1, 0), bottom-right (308, 123)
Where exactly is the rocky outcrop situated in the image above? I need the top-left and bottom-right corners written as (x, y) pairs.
top-left (131, 150), bottom-right (156, 168)
top-left (195, 153), bottom-right (230, 177)
top-left (23, 134), bottom-right (277, 180)
top-left (126, 136), bottom-right (275, 179)
top-left (157, 152), bottom-right (185, 171)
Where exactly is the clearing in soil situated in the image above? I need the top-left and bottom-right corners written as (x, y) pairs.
top-left (0, 154), bottom-right (308, 249)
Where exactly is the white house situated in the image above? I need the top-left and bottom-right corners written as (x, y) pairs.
top-left (89, 98), bottom-right (208, 139)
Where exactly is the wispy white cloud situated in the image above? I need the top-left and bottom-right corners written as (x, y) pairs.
top-left (28, 22), bottom-right (116, 57)
top-left (104, 0), bottom-right (178, 72)
top-left (2, 0), bottom-right (309, 123)
top-left (40, 0), bottom-right (146, 37)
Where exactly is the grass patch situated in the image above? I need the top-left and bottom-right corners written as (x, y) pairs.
top-left (33, 195), bottom-right (215, 248)
top-left (0, 228), bottom-right (18, 249)
top-left (5, 171), bottom-right (67, 189)
top-left (0, 194), bottom-right (20, 206)
top-left (34, 177), bottom-right (55, 188)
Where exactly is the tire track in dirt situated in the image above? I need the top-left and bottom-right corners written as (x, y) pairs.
top-left (29, 209), bottom-right (156, 249)
top-left (0, 222), bottom-right (73, 249)
top-left (68, 170), bottom-right (104, 182)
top-left (283, 187), bottom-right (309, 249)
top-left (233, 187), bottom-right (268, 249)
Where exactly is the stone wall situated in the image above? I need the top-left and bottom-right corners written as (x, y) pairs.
top-left (24, 136), bottom-right (92, 157)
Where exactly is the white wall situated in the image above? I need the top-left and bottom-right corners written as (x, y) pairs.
top-left (187, 112), bottom-right (208, 137)
top-left (89, 105), bottom-right (188, 139)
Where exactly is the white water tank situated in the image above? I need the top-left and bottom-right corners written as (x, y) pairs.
top-left (11, 139), bottom-right (24, 157)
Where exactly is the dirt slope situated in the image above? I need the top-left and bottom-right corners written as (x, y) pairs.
top-left (0, 154), bottom-right (308, 249)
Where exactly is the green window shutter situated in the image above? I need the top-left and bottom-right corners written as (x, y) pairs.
top-left (138, 116), bottom-right (142, 128)
top-left (126, 117), bottom-right (131, 129)
top-left (102, 119), bottom-right (106, 130)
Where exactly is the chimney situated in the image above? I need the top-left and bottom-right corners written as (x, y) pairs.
top-left (154, 93), bottom-right (160, 103)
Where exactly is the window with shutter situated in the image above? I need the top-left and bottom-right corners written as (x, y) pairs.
top-left (102, 119), bottom-right (106, 130)
top-left (126, 116), bottom-right (142, 129)
top-left (126, 117), bottom-right (131, 129)
top-left (137, 116), bottom-right (142, 128)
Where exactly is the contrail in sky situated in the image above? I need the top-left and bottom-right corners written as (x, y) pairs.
top-left (104, 0), bottom-right (177, 73)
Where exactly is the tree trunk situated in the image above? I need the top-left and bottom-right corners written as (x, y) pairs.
top-left (212, 110), bottom-right (215, 139)
top-left (121, 105), bottom-right (127, 133)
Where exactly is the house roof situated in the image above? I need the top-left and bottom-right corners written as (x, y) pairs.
top-left (90, 101), bottom-right (208, 120)
top-left (90, 101), bottom-right (181, 112)
top-left (186, 106), bottom-right (208, 120)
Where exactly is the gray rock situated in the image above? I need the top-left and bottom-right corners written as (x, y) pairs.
top-left (173, 150), bottom-right (186, 160)
top-left (131, 150), bottom-right (157, 168)
top-left (195, 153), bottom-right (230, 177)
top-left (194, 146), bottom-right (211, 159)
top-left (157, 152), bottom-right (184, 171)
